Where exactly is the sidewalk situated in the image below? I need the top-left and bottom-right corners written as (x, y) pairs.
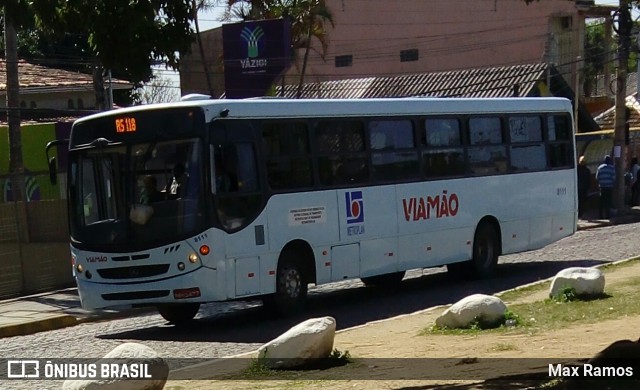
top-left (2, 210), bottom-right (640, 339)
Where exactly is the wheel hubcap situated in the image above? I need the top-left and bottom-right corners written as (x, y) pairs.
top-left (283, 269), bottom-right (300, 298)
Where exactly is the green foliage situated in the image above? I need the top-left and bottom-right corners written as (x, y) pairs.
top-left (551, 286), bottom-right (578, 303)
top-left (503, 309), bottom-right (522, 326)
top-left (29, 0), bottom-right (197, 83)
top-left (328, 348), bottom-right (351, 363)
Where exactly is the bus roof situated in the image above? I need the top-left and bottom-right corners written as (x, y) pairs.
top-left (74, 97), bottom-right (573, 125)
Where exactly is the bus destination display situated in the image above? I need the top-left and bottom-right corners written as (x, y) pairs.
top-left (115, 117), bottom-right (137, 133)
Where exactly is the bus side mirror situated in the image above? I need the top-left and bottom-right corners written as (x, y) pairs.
top-left (48, 157), bottom-right (58, 185)
top-left (45, 138), bottom-right (68, 186)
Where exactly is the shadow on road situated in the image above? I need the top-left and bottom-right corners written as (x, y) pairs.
top-left (96, 258), bottom-right (606, 343)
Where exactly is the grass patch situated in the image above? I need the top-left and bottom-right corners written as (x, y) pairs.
top-left (488, 343), bottom-right (519, 352)
top-left (425, 265), bottom-right (640, 336)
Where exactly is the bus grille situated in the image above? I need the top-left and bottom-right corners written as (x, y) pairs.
top-left (96, 264), bottom-right (171, 279)
top-left (102, 290), bottom-right (170, 301)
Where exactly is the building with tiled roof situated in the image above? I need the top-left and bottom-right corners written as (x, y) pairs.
top-left (274, 62), bottom-right (599, 133)
top-left (0, 59), bottom-right (132, 120)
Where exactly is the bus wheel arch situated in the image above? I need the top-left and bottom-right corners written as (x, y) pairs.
top-left (263, 239), bottom-right (315, 316)
top-left (447, 216), bottom-right (501, 279)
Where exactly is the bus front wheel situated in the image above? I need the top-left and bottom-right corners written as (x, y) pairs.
top-left (157, 303), bottom-right (200, 325)
top-left (263, 252), bottom-right (308, 316)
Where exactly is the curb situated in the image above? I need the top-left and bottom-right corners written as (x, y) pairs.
top-left (0, 315), bottom-right (78, 338)
top-left (0, 307), bottom-right (154, 339)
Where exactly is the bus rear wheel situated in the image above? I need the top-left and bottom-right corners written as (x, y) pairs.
top-left (471, 222), bottom-right (499, 278)
top-left (263, 251), bottom-right (308, 317)
top-left (157, 303), bottom-right (200, 325)
top-left (360, 271), bottom-right (405, 288)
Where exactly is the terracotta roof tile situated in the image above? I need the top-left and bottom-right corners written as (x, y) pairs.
top-left (0, 59), bottom-right (132, 91)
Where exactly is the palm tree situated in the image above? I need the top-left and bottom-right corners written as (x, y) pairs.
top-left (224, 0), bottom-right (333, 97)
top-left (193, 0), bottom-right (217, 97)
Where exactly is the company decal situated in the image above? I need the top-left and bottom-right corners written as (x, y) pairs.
top-left (345, 191), bottom-right (365, 236)
top-left (289, 206), bottom-right (327, 226)
top-left (86, 256), bottom-right (107, 263)
top-left (239, 26), bottom-right (267, 72)
top-left (402, 190), bottom-right (459, 221)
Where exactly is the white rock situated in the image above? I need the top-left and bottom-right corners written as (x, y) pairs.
top-left (435, 294), bottom-right (507, 329)
top-left (62, 342), bottom-right (168, 390)
top-left (549, 267), bottom-right (605, 298)
top-left (258, 316), bottom-right (336, 368)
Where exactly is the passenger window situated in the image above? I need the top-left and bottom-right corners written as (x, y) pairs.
top-left (369, 120), bottom-right (419, 181)
top-left (509, 116), bottom-right (546, 172)
top-left (423, 118), bottom-right (465, 178)
top-left (467, 117), bottom-right (507, 175)
top-left (548, 115), bottom-right (574, 168)
top-left (315, 120), bottom-right (368, 186)
top-left (263, 122), bottom-right (313, 190)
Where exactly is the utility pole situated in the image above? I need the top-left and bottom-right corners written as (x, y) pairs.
top-left (4, 4), bottom-right (25, 202)
top-left (613, 0), bottom-right (632, 213)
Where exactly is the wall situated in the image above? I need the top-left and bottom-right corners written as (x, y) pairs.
top-left (181, 0), bottom-right (584, 97)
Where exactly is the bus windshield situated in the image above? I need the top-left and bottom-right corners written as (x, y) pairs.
top-left (69, 138), bottom-right (205, 249)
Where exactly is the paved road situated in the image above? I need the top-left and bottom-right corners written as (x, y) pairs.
top-left (1, 222), bottom-right (639, 389)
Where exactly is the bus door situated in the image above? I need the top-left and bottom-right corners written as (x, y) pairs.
top-left (210, 120), bottom-right (266, 296)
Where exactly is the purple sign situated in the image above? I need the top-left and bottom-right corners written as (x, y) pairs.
top-left (222, 18), bottom-right (291, 98)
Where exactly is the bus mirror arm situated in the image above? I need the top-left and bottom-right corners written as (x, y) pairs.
top-left (45, 139), bottom-right (69, 185)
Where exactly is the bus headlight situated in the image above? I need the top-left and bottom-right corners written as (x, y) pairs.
top-left (177, 262), bottom-right (186, 271)
top-left (76, 264), bottom-right (84, 273)
top-left (188, 253), bottom-right (199, 264)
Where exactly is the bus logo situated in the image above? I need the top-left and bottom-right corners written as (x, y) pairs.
top-left (241, 26), bottom-right (265, 58)
top-left (346, 191), bottom-right (364, 224)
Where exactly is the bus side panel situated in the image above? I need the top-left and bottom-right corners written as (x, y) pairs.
top-left (360, 238), bottom-right (398, 277)
top-left (266, 191), bottom-right (339, 268)
top-left (336, 187), bottom-right (398, 277)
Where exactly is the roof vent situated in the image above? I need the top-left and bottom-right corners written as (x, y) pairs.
top-left (180, 93), bottom-right (211, 102)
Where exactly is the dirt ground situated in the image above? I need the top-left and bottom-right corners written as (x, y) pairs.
top-left (165, 260), bottom-right (640, 390)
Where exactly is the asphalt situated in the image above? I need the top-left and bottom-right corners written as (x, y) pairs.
top-left (1, 210), bottom-right (639, 339)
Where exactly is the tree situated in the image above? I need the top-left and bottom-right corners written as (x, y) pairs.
top-left (133, 76), bottom-right (181, 104)
top-left (224, 0), bottom-right (334, 97)
top-left (30, 1), bottom-right (197, 88)
top-left (583, 20), bottom-right (611, 97)
top-left (193, 0), bottom-right (218, 97)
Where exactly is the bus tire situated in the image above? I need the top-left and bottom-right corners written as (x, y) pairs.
top-left (471, 222), bottom-right (499, 278)
top-left (157, 303), bottom-right (200, 325)
top-left (263, 251), bottom-right (308, 316)
top-left (360, 271), bottom-right (405, 288)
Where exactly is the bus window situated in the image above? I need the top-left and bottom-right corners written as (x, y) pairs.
top-left (369, 119), bottom-right (419, 181)
top-left (423, 118), bottom-right (465, 178)
top-left (263, 122), bottom-right (313, 190)
top-left (315, 120), bottom-right (368, 186)
top-left (467, 117), bottom-right (507, 175)
top-left (509, 116), bottom-right (546, 171)
top-left (548, 115), bottom-right (574, 168)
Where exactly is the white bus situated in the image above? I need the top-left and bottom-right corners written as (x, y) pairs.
top-left (48, 97), bottom-right (577, 323)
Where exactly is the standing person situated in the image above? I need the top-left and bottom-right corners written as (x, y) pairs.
top-left (631, 157), bottom-right (640, 206)
top-left (577, 156), bottom-right (591, 218)
top-left (595, 155), bottom-right (615, 219)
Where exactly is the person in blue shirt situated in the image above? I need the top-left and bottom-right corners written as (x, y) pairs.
top-left (595, 155), bottom-right (615, 219)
